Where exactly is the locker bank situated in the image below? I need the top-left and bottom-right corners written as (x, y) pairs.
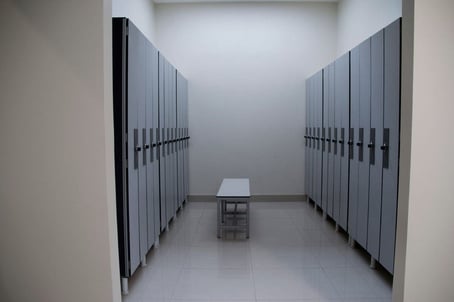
top-left (1, 1), bottom-right (453, 302)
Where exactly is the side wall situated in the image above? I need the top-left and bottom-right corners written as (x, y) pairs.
top-left (394, 0), bottom-right (454, 301)
top-left (156, 2), bottom-right (337, 195)
top-left (0, 1), bottom-right (121, 301)
top-left (113, 0), bottom-right (156, 43)
top-left (336, 0), bottom-right (402, 55)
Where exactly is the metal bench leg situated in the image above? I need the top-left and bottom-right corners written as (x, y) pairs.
top-left (217, 199), bottom-right (221, 238)
top-left (246, 200), bottom-right (250, 239)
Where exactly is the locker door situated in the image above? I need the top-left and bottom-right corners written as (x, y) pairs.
top-left (367, 29), bottom-right (384, 260)
top-left (136, 30), bottom-right (148, 263)
top-left (306, 78), bottom-right (312, 200)
top-left (356, 38), bottom-right (371, 248)
top-left (173, 68), bottom-right (178, 211)
top-left (337, 53), bottom-right (350, 230)
top-left (127, 21), bottom-right (143, 274)
top-left (166, 61), bottom-right (174, 222)
top-left (318, 71), bottom-right (324, 207)
top-left (305, 78), bottom-right (310, 200)
top-left (348, 46), bottom-right (360, 239)
top-left (165, 60), bottom-right (172, 223)
top-left (331, 61), bottom-right (342, 221)
top-left (151, 44), bottom-right (160, 240)
top-left (177, 72), bottom-right (184, 207)
top-left (184, 78), bottom-right (189, 201)
top-left (327, 63), bottom-right (335, 217)
top-left (311, 75), bottom-right (316, 202)
top-left (380, 19), bottom-right (401, 274)
top-left (321, 67), bottom-right (329, 212)
top-left (145, 39), bottom-right (155, 251)
top-left (315, 71), bottom-right (323, 207)
top-left (158, 54), bottom-right (167, 230)
top-left (176, 72), bottom-right (180, 207)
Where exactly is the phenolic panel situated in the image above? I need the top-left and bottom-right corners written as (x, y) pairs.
top-left (327, 63), bottom-right (335, 217)
top-left (321, 67), bottom-right (329, 213)
top-left (380, 19), bottom-right (401, 274)
top-left (126, 20), bottom-right (143, 275)
top-left (348, 46), bottom-right (360, 239)
top-left (314, 71), bottom-right (323, 207)
top-left (356, 38), bottom-right (371, 249)
top-left (151, 44), bottom-right (160, 242)
top-left (145, 39), bottom-right (155, 251)
top-left (335, 53), bottom-right (350, 230)
top-left (305, 78), bottom-right (310, 201)
top-left (306, 77), bottom-right (313, 201)
top-left (158, 54), bottom-right (167, 230)
top-left (333, 59), bottom-right (342, 224)
top-left (367, 29), bottom-right (384, 260)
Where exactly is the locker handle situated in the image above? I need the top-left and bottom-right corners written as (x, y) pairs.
top-left (356, 141), bottom-right (363, 147)
top-left (338, 140), bottom-right (344, 144)
top-left (144, 144), bottom-right (150, 149)
top-left (332, 139), bottom-right (337, 143)
top-left (315, 137), bottom-right (320, 141)
top-left (367, 142), bottom-right (374, 148)
top-left (325, 138), bottom-right (330, 142)
top-left (152, 143), bottom-right (157, 148)
top-left (380, 144), bottom-right (389, 151)
top-left (135, 146), bottom-right (142, 152)
top-left (348, 140), bottom-right (353, 145)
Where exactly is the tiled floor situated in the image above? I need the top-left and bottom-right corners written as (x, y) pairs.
top-left (123, 201), bottom-right (392, 302)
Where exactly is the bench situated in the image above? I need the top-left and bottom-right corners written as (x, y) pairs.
top-left (216, 178), bottom-right (250, 239)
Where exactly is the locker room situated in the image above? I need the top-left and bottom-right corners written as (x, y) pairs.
top-left (1, 1), bottom-right (453, 302)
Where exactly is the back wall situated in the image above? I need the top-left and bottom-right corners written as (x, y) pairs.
top-left (155, 2), bottom-right (337, 196)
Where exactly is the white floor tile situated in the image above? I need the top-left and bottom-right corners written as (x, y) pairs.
top-left (122, 201), bottom-right (392, 302)
top-left (253, 268), bottom-right (339, 300)
top-left (250, 245), bottom-right (320, 269)
top-left (172, 268), bottom-right (256, 300)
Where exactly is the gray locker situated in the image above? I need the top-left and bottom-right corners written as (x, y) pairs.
top-left (335, 53), bottom-right (350, 230)
top-left (367, 29), bottom-right (384, 260)
top-left (305, 77), bottom-right (313, 200)
top-left (356, 38), bottom-right (371, 249)
top-left (151, 45), bottom-right (160, 244)
top-left (349, 38), bottom-right (371, 248)
top-left (158, 54), bottom-right (167, 230)
top-left (127, 20), bottom-right (143, 274)
top-left (183, 78), bottom-right (189, 202)
top-left (321, 67), bottom-right (329, 213)
top-left (380, 19), bottom-right (401, 273)
top-left (327, 63), bottom-right (335, 217)
top-left (177, 71), bottom-right (187, 208)
top-left (165, 59), bottom-right (173, 223)
top-left (313, 71), bottom-right (323, 207)
top-left (112, 18), bottom-right (149, 278)
top-left (304, 79), bottom-right (310, 200)
top-left (333, 59), bottom-right (342, 223)
top-left (145, 40), bottom-right (160, 248)
top-left (348, 46), bottom-right (360, 240)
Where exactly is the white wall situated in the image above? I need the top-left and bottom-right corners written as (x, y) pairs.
top-left (156, 2), bottom-right (337, 195)
top-left (394, 0), bottom-right (454, 301)
top-left (336, 0), bottom-right (402, 55)
top-left (0, 1), bottom-right (120, 301)
top-left (113, 0), bottom-right (156, 44)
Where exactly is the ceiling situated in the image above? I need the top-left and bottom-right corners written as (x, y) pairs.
top-left (154, 0), bottom-right (338, 4)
